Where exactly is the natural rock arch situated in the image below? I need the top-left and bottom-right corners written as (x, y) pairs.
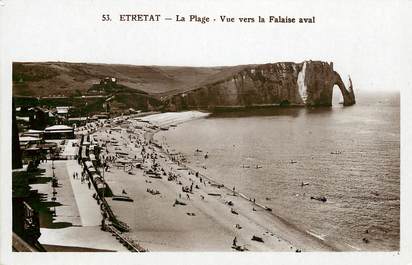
top-left (333, 72), bottom-right (356, 106)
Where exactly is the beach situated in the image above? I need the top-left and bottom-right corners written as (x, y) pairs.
top-left (153, 93), bottom-right (400, 251)
top-left (90, 111), bottom-right (335, 251)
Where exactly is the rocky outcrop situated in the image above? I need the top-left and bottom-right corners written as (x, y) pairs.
top-left (164, 61), bottom-right (355, 111)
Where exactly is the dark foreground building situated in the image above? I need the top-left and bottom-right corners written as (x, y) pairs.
top-left (12, 99), bottom-right (45, 252)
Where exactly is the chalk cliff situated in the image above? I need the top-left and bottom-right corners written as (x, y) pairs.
top-left (164, 61), bottom-right (355, 111)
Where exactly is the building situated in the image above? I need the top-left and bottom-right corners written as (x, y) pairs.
top-left (67, 117), bottom-right (88, 127)
top-left (44, 125), bottom-right (74, 139)
top-left (12, 99), bottom-right (44, 251)
top-left (55, 106), bottom-right (70, 121)
top-left (20, 129), bottom-right (44, 138)
top-left (13, 99), bottom-right (23, 169)
top-left (56, 106), bottom-right (70, 115)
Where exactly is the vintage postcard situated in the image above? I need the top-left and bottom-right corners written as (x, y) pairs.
top-left (0, 0), bottom-right (411, 265)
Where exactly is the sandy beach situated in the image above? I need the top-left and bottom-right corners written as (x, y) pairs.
top-left (88, 111), bottom-right (335, 251)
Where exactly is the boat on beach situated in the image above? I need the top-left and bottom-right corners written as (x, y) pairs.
top-left (112, 195), bottom-right (134, 202)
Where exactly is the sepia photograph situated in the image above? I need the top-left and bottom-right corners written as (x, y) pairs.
top-left (10, 60), bottom-right (399, 253)
top-left (1, 0), bottom-right (411, 264)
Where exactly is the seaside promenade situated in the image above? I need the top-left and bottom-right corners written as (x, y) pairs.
top-left (30, 139), bottom-right (127, 252)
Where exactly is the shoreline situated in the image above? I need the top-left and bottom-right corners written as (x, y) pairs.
top-left (89, 111), bottom-right (337, 251)
top-left (148, 120), bottom-right (338, 251)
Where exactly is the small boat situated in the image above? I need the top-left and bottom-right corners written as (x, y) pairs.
top-left (251, 235), bottom-right (264, 243)
top-left (148, 174), bottom-right (162, 179)
top-left (208, 193), bottom-right (221, 196)
top-left (232, 245), bottom-right (248, 251)
top-left (174, 199), bottom-right (186, 206)
top-left (231, 209), bottom-right (239, 215)
top-left (112, 195), bottom-right (134, 202)
top-left (290, 160), bottom-right (297, 164)
top-left (310, 196), bottom-right (327, 202)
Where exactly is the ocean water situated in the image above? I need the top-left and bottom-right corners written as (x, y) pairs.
top-left (155, 91), bottom-right (400, 251)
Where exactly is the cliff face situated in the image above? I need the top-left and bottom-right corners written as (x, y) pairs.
top-left (164, 61), bottom-right (355, 111)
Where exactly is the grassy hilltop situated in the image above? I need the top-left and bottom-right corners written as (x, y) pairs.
top-left (12, 62), bottom-right (243, 99)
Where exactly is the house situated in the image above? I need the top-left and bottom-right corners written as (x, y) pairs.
top-left (55, 106), bottom-right (70, 120)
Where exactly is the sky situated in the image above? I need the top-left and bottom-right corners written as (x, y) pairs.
top-left (1, 0), bottom-right (410, 92)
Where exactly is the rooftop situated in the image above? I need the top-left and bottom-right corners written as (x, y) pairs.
top-left (44, 125), bottom-right (73, 131)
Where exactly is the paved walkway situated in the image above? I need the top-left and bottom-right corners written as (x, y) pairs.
top-left (30, 140), bottom-right (127, 251)
top-left (39, 226), bottom-right (127, 251)
top-left (33, 160), bottom-right (82, 226)
top-left (66, 160), bottom-right (102, 226)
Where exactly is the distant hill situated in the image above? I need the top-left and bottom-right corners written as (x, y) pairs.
top-left (12, 62), bottom-right (239, 98)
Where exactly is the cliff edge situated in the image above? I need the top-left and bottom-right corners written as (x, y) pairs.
top-left (164, 61), bottom-right (355, 111)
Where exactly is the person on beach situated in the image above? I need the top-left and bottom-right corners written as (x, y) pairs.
top-left (233, 237), bottom-right (237, 247)
top-left (187, 194), bottom-right (190, 200)
top-left (73, 173), bottom-right (75, 179)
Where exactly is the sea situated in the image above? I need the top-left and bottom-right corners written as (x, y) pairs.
top-left (154, 91), bottom-right (400, 251)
